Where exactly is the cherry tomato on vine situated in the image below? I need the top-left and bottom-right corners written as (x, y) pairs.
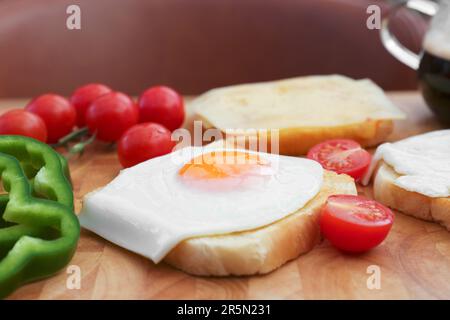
top-left (0, 109), bottom-right (48, 142)
top-left (85, 91), bottom-right (138, 142)
top-left (70, 83), bottom-right (112, 127)
top-left (320, 195), bottom-right (394, 253)
top-left (138, 86), bottom-right (185, 131)
top-left (117, 122), bottom-right (175, 168)
top-left (307, 139), bottom-right (371, 181)
top-left (25, 94), bottom-right (76, 143)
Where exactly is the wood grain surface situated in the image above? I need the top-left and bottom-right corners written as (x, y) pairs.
top-left (2, 92), bottom-right (450, 300)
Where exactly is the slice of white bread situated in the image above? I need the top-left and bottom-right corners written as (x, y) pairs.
top-left (164, 170), bottom-right (357, 276)
top-left (191, 75), bottom-right (405, 156)
top-left (373, 161), bottom-right (450, 230)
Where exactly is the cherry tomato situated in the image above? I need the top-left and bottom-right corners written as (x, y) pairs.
top-left (85, 91), bottom-right (138, 142)
top-left (118, 122), bottom-right (175, 168)
top-left (138, 86), bottom-right (185, 131)
top-left (0, 109), bottom-right (47, 142)
top-left (307, 139), bottom-right (371, 181)
top-left (25, 94), bottom-right (76, 143)
top-left (70, 83), bottom-right (112, 127)
top-left (320, 195), bottom-right (394, 253)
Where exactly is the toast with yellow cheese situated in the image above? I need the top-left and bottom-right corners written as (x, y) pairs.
top-left (164, 170), bottom-right (357, 276)
top-left (191, 75), bottom-right (405, 156)
top-left (373, 161), bottom-right (450, 231)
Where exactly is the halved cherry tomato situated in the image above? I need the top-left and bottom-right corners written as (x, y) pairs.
top-left (320, 195), bottom-right (394, 253)
top-left (85, 92), bottom-right (139, 142)
top-left (70, 83), bottom-right (112, 127)
top-left (307, 139), bottom-right (371, 181)
top-left (117, 122), bottom-right (175, 168)
top-left (25, 94), bottom-right (76, 143)
top-left (0, 109), bottom-right (48, 142)
top-left (138, 86), bottom-right (185, 131)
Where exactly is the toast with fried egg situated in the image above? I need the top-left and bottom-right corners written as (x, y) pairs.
top-left (164, 170), bottom-right (356, 276)
top-left (191, 75), bottom-right (405, 156)
top-left (80, 145), bottom-right (357, 277)
top-left (363, 130), bottom-right (450, 231)
top-left (372, 162), bottom-right (450, 230)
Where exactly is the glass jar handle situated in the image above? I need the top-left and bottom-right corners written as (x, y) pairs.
top-left (380, 0), bottom-right (439, 70)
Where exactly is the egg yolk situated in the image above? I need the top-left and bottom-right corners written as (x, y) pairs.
top-left (179, 151), bottom-right (273, 190)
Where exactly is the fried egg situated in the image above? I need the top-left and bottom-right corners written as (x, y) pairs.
top-left (79, 147), bottom-right (323, 263)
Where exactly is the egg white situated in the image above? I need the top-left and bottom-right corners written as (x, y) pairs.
top-left (79, 147), bottom-right (323, 263)
top-left (363, 129), bottom-right (450, 198)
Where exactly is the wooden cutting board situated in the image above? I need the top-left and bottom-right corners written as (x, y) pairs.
top-left (4, 92), bottom-right (450, 299)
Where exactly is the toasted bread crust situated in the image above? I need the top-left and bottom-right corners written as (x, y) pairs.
top-left (164, 171), bottom-right (357, 276)
top-left (199, 118), bottom-right (393, 156)
top-left (276, 119), bottom-right (394, 156)
top-left (373, 162), bottom-right (450, 230)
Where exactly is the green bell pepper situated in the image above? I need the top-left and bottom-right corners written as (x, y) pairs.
top-left (0, 135), bottom-right (80, 298)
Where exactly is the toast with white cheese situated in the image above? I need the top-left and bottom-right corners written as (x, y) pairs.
top-left (191, 75), bottom-right (405, 156)
top-left (373, 161), bottom-right (450, 230)
top-left (164, 170), bottom-right (357, 276)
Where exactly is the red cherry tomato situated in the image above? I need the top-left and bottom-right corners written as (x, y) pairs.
top-left (70, 83), bottom-right (112, 127)
top-left (307, 139), bottom-right (371, 181)
top-left (85, 91), bottom-right (138, 142)
top-left (25, 94), bottom-right (76, 143)
top-left (118, 122), bottom-right (175, 168)
top-left (0, 109), bottom-right (48, 142)
top-left (138, 86), bottom-right (185, 131)
top-left (320, 195), bottom-right (394, 253)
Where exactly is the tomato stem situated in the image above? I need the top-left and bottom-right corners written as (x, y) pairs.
top-left (51, 127), bottom-right (89, 148)
top-left (67, 132), bottom-right (97, 158)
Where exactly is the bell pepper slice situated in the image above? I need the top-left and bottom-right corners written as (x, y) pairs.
top-left (0, 136), bottom-right (79, 298)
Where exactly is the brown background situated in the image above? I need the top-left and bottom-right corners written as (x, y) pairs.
top-left (0, 0), bottom-right (427, 97)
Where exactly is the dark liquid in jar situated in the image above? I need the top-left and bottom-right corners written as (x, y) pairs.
top-left (418, 51), bottom-right (450, 126)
